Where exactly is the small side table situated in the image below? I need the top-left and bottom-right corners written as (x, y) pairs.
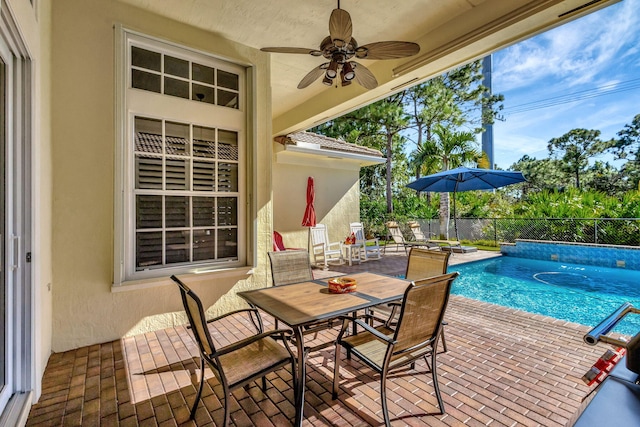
top-left (343, 243), bottom-right (362, 266)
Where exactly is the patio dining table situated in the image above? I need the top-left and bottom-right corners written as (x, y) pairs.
top-left (238, 271), bottom-right (410, 427)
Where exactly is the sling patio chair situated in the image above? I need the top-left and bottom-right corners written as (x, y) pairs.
top-left (170, 275), bottom-right (297, 426)
top-left (407, 220), bottom-right (441, 250)
top-left (350, 222), bottom-right (382, 261)
top-left (267, 250), bottom-right (342, 351)
top-left (368, 247), bottom-right (452, 352)
top-left (384, 221), bottom-right (429, 254)
top-left (332, 272), bottom-right (459, 427)
top-left (310, 223), bottom-right (344, 269)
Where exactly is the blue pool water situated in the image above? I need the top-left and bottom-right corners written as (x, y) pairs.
top-left (452, 257), bottom-right (640, 336)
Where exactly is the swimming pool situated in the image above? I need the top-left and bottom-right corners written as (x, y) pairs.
top-left (452, 257), bottom-right (640, 336)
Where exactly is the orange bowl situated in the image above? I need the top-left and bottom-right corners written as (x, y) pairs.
top-left (328, 277), bottom-right (357, 294)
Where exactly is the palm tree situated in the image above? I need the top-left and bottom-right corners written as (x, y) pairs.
top-left (414, 125), bottom-right (479, 238)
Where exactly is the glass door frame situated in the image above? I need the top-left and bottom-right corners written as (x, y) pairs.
top-left (0, 1), bottom-right (34, 422)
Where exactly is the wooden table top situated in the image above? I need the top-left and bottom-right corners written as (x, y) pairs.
top-left (238, 272), bottom-right (409, 328)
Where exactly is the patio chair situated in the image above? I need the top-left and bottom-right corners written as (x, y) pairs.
top-left (268, 250), bottom-right (341, 349)
top-left (272, 230), bottom-right (304, 251)
top-left (384, 221), bottom-right (426, 254)
top-left (310, 223), bottom-right (344, 268)
top-left (407, 221), bottom-right (441, 250)
top-left (332, 272), bottom-right (459, 426)
top-left (350, 222), bottom-right (382, 261)
top-left (170, 275), bottom-right (297, 426)
top-left (369, 248), bottom-right (452, 351)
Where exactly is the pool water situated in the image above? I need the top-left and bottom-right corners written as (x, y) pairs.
top-left (452, 257), bottom-right (640, 336)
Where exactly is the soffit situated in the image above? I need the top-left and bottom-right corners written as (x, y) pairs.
top-left (118, 0), bottom-right (620, 134)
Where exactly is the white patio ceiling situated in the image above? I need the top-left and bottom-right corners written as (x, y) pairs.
top-left (119, 0), bottom-right (619, 134)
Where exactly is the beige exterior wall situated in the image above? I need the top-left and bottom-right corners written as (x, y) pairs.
top-left (273, 146), bottom-right (361, 252)
top-left (50, 0), bottom-right (273, 352)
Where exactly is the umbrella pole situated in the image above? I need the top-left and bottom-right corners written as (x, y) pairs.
top-left (453, 192), bottom-right (459, 241)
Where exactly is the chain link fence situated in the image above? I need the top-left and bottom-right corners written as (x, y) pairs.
top-left (411, 218), bottom-right (640, 247)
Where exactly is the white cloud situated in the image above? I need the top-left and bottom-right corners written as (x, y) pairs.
top-left (494, 0), bottom-right (640, 92)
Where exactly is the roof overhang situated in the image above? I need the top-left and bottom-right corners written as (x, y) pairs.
top-left (277, 143), bottom-right (386, 168)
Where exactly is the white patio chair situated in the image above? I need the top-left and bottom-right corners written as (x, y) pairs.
top-left (350, 222), bottom-right (381, 261)
top-left (310, 224), bottom-right (343, 269)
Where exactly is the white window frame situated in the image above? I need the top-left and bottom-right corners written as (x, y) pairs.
top-left (114, 27), bottom-right (248, 286)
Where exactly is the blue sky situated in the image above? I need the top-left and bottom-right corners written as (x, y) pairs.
top-left (490, 0), bottom-right (640, 169)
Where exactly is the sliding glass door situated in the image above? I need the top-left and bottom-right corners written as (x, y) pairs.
top-left (0, 56), bottom-right (6, 409)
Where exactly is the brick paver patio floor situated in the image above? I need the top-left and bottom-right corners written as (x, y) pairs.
top-left (27, 249), bottom-right (607, 426)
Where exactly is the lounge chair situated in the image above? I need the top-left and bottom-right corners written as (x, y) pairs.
top-left (349, 222), bottom-right (382, 261)
top-left (407, 220), bottom-right (477, 253)
top-left (384, 221), bottom-right (434, 254)
top-left (408, 220), bottom-right (441, 250)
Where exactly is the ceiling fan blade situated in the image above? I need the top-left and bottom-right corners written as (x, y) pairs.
top-left (329, 8), bottom-right (352, 47)
top-left (261, 47), bottom-right (323, 56)
top-left (298, 63), bottom-right (329, 89)
top-left (351, 62), bottom-right (378, 90)
top-left (355, 41), bottom-right (420, 60)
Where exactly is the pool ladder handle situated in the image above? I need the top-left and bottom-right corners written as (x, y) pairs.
top-left (584, 302), bottom-right (640, 376)
top-left (584, 302), bottom-right (640, 348)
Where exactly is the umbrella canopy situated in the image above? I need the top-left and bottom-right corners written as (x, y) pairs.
top-left (301, 176), bottom-right (317, 227)
top-left (406, 166), bottom-right (526, 193)
top-left (406, 167), bottom-right (526, 240)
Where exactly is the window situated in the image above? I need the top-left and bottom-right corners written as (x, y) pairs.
top-left (115, 29), bottom-right (246, 285)
top-left (130, 46), bottom-right (239, 108)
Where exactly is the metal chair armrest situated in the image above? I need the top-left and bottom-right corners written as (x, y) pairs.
top-left (336, 316), bottom-right (394, 344)
top-left (214, 329), bottom-right (293, 357)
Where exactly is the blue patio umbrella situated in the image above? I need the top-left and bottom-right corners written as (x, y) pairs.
top-left (406, 167), bottom-right (526, 239)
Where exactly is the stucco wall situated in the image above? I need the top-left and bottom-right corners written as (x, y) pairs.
top-left (273, 148), bottom-right (361, 251)
top-left (50, 0), bottom-right (272, 352)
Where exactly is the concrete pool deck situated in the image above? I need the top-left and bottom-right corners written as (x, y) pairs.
top-left (28, 247), bottom-right (611, 426)
top-left (313, 245), bottom-right (502, 279)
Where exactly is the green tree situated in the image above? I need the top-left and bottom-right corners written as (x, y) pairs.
top-left (609, 114), bottom-right (640, 190)
top-left (404, 60), bottom-right (503, 179)
top-left (583, 161), bottom-right (627, 195)
top-left (313, 93), bottom-right (411, 214)
top-left (414, 125), bottom-right (479, 238)
top-left (509, 155), bottom-right (566, 195)
top-left (547, 128), bottom-right (606, 189)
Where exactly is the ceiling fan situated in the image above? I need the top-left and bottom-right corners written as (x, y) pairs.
top-left (261, 1), bottom-right (420, 90)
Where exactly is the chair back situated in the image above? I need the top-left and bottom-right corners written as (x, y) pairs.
top-left (170, 275), bottom-right (216, 356)
top-left (408, 221), bottom-right (427, 241)
top-left (405, 247), bottom-right (450, 281)
top-left (393, 272), bottom-right (458, 354)
top-left (310, 224), bottom-right (329, 248)
top-left (273, 231), bottom-right (286, 251)
top-left (268, 250), bottom-right (313, 286)
top-left (385, 221), bottom-right (405, 244)
top-left (349, 222), bottom-right (366, 242)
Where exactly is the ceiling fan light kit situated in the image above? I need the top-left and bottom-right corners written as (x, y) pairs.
top-left (261, 1), bottom-right (420, 90)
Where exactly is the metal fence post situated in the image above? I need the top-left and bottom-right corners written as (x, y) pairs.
top-left (494, 218), bottom-right (497, 246)
top-left (594, 219), bottom-right (598, 244)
